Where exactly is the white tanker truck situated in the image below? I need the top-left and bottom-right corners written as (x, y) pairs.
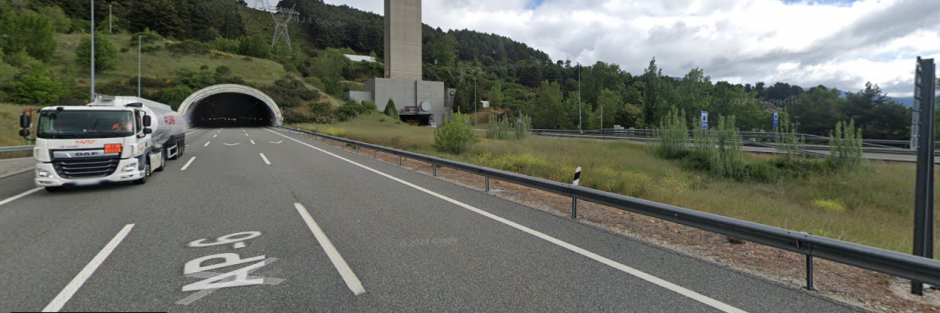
top-left (26, 95), bottom-right (189, 192)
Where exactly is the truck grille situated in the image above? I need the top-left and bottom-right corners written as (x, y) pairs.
top-left (53, 156), bottom-right (120, 178)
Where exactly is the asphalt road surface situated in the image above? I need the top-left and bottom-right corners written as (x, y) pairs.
top-left (0, 127), bottom-right (865, 312)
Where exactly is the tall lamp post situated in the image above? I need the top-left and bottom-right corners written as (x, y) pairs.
top-left (138, 36), bottom-right (145, 98)
top-left (90, 0), bottom-right (95, 102)
top-left (578, 62), bottom-right (582, 133)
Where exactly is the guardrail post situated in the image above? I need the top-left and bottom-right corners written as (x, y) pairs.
top-left (432, 163), bottom-right (437, 176)
top-left (571, 198), bottom-right (577, 219)
top-left (806, 253), bottom-right (815, 290)
top-left (485, 177), bottom-right (490, 192)
top-left (356, 145), bottom-right (359, 154)
top-left (374, 150), bottom-right (377, 159)
top-left (398, 155), bottom-right (402, 166)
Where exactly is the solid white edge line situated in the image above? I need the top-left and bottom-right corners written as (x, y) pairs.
top-left (265, 128), bottom-right (746, 313)
top-left (180, 157), bottom-right (196, 171)
top-left (42, 224), bottom-right (135, 312)
top-left (260, 153), bottom-right (271, 165)
top-left (250, 140), bottom-right (255, 145)
top-left (0, 187), bottom-right (43, 207)
top-left (293, 203), bottom-right (365, 295)
top-left (204, 141), bottom-right (211, 147)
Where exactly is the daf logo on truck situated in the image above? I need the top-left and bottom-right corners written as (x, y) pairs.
top-left (31, 96), bottom-right (190, 192)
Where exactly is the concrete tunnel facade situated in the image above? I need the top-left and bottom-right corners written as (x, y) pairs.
top-left (177, 84), bottom-right (283, 128)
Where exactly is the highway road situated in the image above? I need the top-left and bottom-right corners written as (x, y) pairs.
top-left (0, 127), bottom-right (865, 312)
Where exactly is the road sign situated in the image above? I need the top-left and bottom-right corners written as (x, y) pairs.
top-left (773, 111), bottom-right (779, 127)
top-left (517, 118), bottom-right (521, 124)
top-left (701, 111), bottom-right (708, 129)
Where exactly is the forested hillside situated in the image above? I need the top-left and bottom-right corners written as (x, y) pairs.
top-left (0, 0), bottom-right (929, 140)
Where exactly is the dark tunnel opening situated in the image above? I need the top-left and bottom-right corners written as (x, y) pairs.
top-left (190, 93), bottom-right (275, 128)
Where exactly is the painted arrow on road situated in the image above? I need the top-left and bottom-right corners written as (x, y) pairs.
top-left (224, 143), bottom-right (240, 146)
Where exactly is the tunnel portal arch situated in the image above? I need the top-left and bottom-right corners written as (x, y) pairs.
top-left (178, 84), bottom-right (283, 127)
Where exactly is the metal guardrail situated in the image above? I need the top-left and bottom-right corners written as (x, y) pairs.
top-left (0, 145), bottom-right (33, 153)
top-left (532, 129), bottom-right (933, 157)
top-left (280, 126), bottom-right (940, 290)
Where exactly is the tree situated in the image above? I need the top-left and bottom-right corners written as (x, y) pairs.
top-left (0, 10), bottom-right (57, 61)
top-left (12, 68), bottom-right (63, 105)
top-left (433, 111), bottom-right (479, 155)
top-left (37, 6), bottom-right (72, 33)
top-left (596, 88), bottom-right (622, 128)
top-left (75, 33), bottom-right (118, 72)
top-left (487, 82), bottom-right (504, 108)
top-left (532, 80), bottom-right (568, 129)
top-left (159, 85), bottom-right (194, 110)
top-left (238, 35), bottom-right (271, 59)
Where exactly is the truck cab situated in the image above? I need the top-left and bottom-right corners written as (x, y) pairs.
top-left (32, 96), bottom-right (185, 192)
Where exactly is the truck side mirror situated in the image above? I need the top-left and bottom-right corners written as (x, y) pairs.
top-left (143, 115), bottom-right (152, 127)
top-left (143, 128), bottom-right (153, 135)
top-left (19, 129), bottom-right (30, 138)
top-left (20, 113), bottom-right (30, 129)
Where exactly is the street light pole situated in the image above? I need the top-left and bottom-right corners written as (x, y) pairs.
top-left (138, 36), bottom-right (145, 98)
top-left (109, 4), bottom-right (112, 33)
top-left (474, 76), bottom-right (477, 127)
top-left (578, 62), bottom-right (582, 133)
top-left (90, 0), bottom-right (95, 102)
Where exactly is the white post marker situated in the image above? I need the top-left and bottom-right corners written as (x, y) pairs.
top-left (573, 167), bottom-right (581, 186)
top-left (571, 167), bottom-right (581, 219)
top-left (42, 224), bottom-right (135, 312)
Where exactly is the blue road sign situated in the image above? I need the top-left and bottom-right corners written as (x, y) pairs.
top-left (773, 111), bottom-right (779, 127)
top-left (517, 118), bottom-right (521, 124)
top-left (701, 111), bottom-right (708, 129)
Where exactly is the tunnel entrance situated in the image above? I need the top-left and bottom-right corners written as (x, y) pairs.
top-left (178, 84), bottom-right (283, 127)
top-left (190, 93), bottom-right (273, 127)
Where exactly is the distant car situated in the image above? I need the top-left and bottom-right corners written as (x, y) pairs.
top-left (430, 123), bottom-right (436, 128)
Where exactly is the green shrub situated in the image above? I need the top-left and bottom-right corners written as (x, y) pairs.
top-left (775, 118), bottom-right (805, 159)
top-left (158, 85), bottom-right (193, 110)
top-left (514, 114), bottom-right (532, 140)
top-left (384, 98), bottom-right (399, 119)
top-left (826, 119), bottom-right (864, 172)
top-left (651, 108), bottom-right (689, 159)
top-left (215, 66), bottom-right (231, 76)
top-left (486, 116), bottom-right (512, 140)
top-left (75, 33), bottom-right (118, 72)
top-left (709, 115), bottom-right (745, 179)
top-left (167, 40), bottom-right (209, 55)
top-left (433, 111), bottom-right (479, 155)
top-left (362, 100), bottom-right (377, 112)
top-left (11, 68), bottom-right (63, 104)
top-left (131, 28), bottom-right (164, 46)
top-left (259, 77), bottom-right (320, 108)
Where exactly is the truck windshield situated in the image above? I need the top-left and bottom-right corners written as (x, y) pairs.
top-left (37, 110), bottom-right (136, 139)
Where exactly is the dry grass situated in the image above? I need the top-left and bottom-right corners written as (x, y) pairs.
top-left (293, 114), bottom-right (940, 258)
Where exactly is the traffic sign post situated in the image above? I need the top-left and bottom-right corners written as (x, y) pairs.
top-left (773, 110), bottom-right (779, 132)
top-left (701, 111), bottom-right (708, 129)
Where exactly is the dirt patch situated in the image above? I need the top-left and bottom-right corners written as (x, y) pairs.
top-left (308, 134), bottom-right (940, 313)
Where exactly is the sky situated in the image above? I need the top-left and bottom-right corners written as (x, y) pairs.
top-left (281, 0), bottom-right (940, 97)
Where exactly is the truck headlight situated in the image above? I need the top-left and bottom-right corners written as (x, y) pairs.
top-left (123, 163), bottom-right (138, 172)
top-left (37, 169), bottom-right (51, 178)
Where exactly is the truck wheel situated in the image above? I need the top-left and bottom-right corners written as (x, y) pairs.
top-left (155, 151), bottom-right (166, 172)
top-left (134, 161), bottom-right (151, 185)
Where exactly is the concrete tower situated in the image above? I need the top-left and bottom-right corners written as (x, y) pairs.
top-left (384, 0), bottom-right (422, 80)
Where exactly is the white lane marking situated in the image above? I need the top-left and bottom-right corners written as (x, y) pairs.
top-left (269, 141), bottom-right (282, 144)
top-left (245, 133), bottom-right (249, 137)
top-left (181, 157), bottom-right (196, 171)
top-left (293, 203), bottom-right (365, 295)
top-left (260, 153), bottom-right (271, 165)
top-left (185, 130), bottom-right (199, 136)
top-left (266, 128), bottom-right (746, 313)
top-left (42, 224), bottom-right (135, 312)
top-left (213, 134), bottom-right (217, 138)
top-left (0, 187), bottom-right (43, 207)
top-left (224, 143), bottom-right (240, 147)
top-left (250, 140), bottom-right (255, 145)
top-left (204, 141), bottom-right (211, 147)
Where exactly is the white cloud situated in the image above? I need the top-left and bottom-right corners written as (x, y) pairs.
top-left (325, 0), bottom-right (940, 97)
